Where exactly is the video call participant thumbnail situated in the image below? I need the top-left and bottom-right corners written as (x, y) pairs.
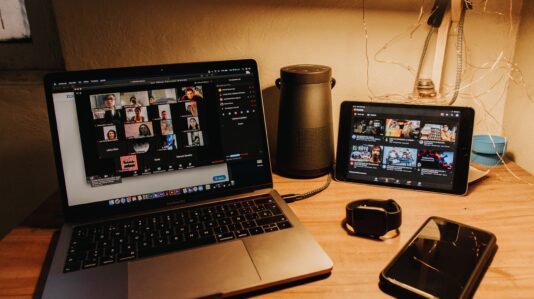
top-left (90, 93), bottom-right (123, 124)
top-left (158, 104), bottom-right (172, 120)
top-left (124, 122), bottom-right (154, 139)
top-left (160, 134), bottom-right (178, 151)
top-left (126, 106), bottom-right (148, 123)
top-left (120, 91), bottom-right (150, 107)
top-left (102, 125), bottom-right (118, 141)
top-left (160, 120), bottom-right (174, 135)
top-left (149, 88), bottom-right (177, 105)
top-left (180, 86), bottom-right (203, 101)
top-left (119, 155), bottom-right (139, 172)
top-left (185, 101), bottom-right (198, 116)
top-left (131, 141), bottom-right (151, 154)
top-left (97, 126), bottom-right (122, 158)
top-left (188, 117), bottom-right (200, 130)
top-left (187, 131), bottom-right (204, 147)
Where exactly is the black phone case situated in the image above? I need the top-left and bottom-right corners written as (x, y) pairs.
top-left (379, 216), bottom-right (497, 299)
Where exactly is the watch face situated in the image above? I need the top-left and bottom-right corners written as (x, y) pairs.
top-left (354, 208), bottom-right (388, 237)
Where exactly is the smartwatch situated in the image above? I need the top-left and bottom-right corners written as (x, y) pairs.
top-left (345, 199), bottom-right (402, 238)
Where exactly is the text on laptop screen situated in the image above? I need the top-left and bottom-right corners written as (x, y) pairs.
top-left (50, 65), bottom-right (270, 207)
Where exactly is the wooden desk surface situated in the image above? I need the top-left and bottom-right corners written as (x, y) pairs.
top-left (1, 163), bottom-right (534, 298)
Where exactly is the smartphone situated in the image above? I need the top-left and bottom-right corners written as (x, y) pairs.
top-left (379, 217), bottom-right (497, 299)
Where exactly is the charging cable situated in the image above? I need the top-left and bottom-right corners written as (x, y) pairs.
top-left (282, 174), bottom-right (332, 203)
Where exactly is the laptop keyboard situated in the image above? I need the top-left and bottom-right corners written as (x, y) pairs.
top-left (63, 195), bottom-right (292, 273)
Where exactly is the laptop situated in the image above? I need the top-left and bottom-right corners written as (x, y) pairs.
top-left (41, 59), bottom-right (332, 299)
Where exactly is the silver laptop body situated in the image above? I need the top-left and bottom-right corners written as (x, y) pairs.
top-left (41, 59), bottom-right (332, 299)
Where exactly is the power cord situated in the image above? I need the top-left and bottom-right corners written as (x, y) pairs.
top-left (282, 174), bottom-right (332, 203)
top-left (447, 5), bottom-right (467, 105)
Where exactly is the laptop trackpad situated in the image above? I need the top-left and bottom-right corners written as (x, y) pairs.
top-left (128, 240), bottom-right (260, 299)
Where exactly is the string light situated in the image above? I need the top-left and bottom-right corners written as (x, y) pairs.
top-left (360, 0), bottom-right (533, 184)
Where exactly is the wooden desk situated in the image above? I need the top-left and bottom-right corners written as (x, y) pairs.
top-left (1, 163), bottom-right (534, 298)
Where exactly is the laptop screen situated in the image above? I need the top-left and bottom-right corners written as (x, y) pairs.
top-left (47, 60), bottom-right (271, 213)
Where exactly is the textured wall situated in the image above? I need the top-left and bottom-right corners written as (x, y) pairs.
top-left (51, 0), bottom-right (521, 139)
top-left (0, 78), bottom-right (58, 238)
top-left (505, 1), bottom-right (534, 175)
top-left (0, 0), bottom-right (63, 69)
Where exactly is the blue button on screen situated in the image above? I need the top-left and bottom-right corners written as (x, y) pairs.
top-left (213, 175), bottom-right (226, 181)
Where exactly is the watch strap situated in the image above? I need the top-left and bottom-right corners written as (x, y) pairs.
top-left (346, 199), bottom-right (402, 234)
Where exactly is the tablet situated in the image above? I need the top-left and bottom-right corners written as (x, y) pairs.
top-left (335, 101), bottom-right (475, 195)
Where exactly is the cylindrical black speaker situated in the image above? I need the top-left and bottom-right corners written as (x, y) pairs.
top-left (275, 64), bottom-right (335, 178)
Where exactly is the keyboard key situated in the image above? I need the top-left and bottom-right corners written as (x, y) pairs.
top-left (140, 240), bottom-right (152, 249)
top-left (235, 230), bottom-right (250, 238)
top-left (65, 253), bottom-right (83, 264)
top-left (254, 198), bottom-right (274, 205)
top-left (256, 215), bottom-right (288, 226)
top-left (199, 229), bottom-right (212, 237)
top-left (228, 223), bottom-right (242, 231)
top-left (248, 227), bottom-right (264, 235)
top-left (216, 232), bottom-right (235, 242)
top-left (217, 218), bottom-right (231, 226)
top-left (170, 234), bottom-right (184, 243)
top-left (155, 237), bottom-right (168, 246)
top-left (245, 213), bottom-right (260, 221)
top-left (200, 215), bottom-right (212, 222)
top-left (86, 249), bottom-right (101, 259)
top-left (239, 207), bottom-right (252, 215)
top-left (97, 240), bottom-right (112, 248)
top-left (242, 221), bottom-right (256, 229)
top-left (243, 200), bottom-right (256, 207)
top-left (64, 261), bottom-right (81, 273)
top-left (185, 231), bottom-right (200, 241)
top-left (70, 239), bottom-right (93, 252)
top-left (189, 222), bottom-right (205, 231)
top-left (213, 226), bottom-right (229, 234)
top-left (175, 226), bottom-right (188, 234)
top-left (277, 221), bottom-right (292, 230)
top-left (118, 251), bottom-right (136, 262)
top-left (100, 255), bottom-right (115, 265)
top-left (205, 221), bottom-right (216, 228)
top-left (232, 216), bottom-right (245, 223)
top-left (264, 226), bottom-right (279, 233)
top-left (258, 210), bottom-right (274, 218)
top-left (104, 247), bottom-right (116, 255)
top-left (265, 204), bottom-right (282, 215)
top-left (82, 257), bottom-right (98, 269)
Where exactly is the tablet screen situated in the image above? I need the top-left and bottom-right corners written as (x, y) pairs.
top-left (336, 102), bottom-right (474, 194)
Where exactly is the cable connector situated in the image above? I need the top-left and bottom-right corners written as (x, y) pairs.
top-left (281, 174), bottom-right (332, 203)
top-left (428, 0), bottom-right (449, 27)
top-left (281, 194), bottom-right (301, 203)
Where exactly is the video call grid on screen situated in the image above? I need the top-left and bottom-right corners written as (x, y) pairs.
top-left (80, 85), bottom-right (214, 183)
top-left (52, 91), bottom-right (230, 207)
top-left (347, 105), bottom-right (461, 189)
top-left (50, 62), bottom-right (271, 207)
